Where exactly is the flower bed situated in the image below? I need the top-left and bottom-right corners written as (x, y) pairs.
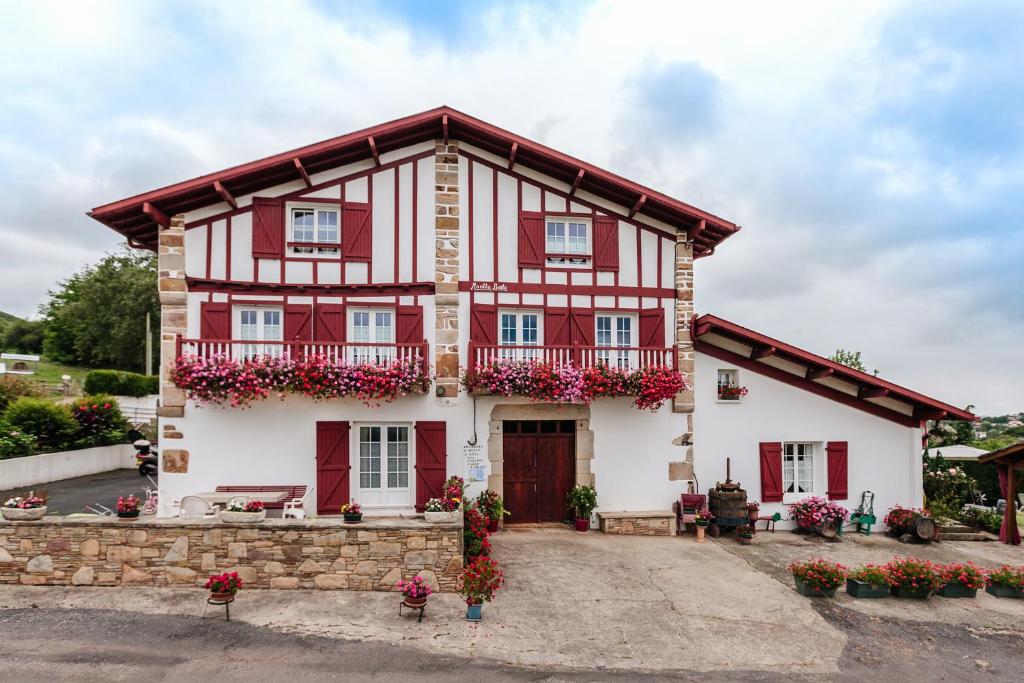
top-left (460, 360), bottom-right (686, 411)
top-left (172, 354), bottom-right (430, 407)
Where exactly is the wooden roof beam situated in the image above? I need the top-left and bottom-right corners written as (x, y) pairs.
top-left (750, 345), bottom-right (776, 359)
top-left (368, 136), bottom-right (381, 166)
top-left (507, 142), bottom-right (518, 170)
top-left (142, 202), bottom-right (170, 229)
top-left (806, 367), bottom-right (833, 380)
top-left (690, 218), bottom-right (706, 243)
top-left (442, 114), bottom-right (449, 145)
top-left (293, 158), bottom-right (312, 188)
top-left (569, 169), bottom-right (585, 196)
top-left (629, 193), bottom-right (647, 218)
top-left (859, 386), bottom-right (890, 399)
top-left (915, 408), bottom-right (947, 421)
top-left (213, 181), bottom-right (237, 209)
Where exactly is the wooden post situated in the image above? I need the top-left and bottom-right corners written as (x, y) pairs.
top-left (1007, 463), bottom-right (1019, 545)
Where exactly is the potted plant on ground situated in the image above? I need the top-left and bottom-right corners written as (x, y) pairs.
top-left (464, 507), bottom-right (491, 559)
top-left (788, 496), bottom-right (849, 538)
top-left (883, 505), bottom-right (929, 537)
top-left (694, 508), bottom-right (712, 543)
top-left (220, 499), bottom-right (266, 523)
top-left (477, 489), bottom-right (509, 533)
top-left (206, 571), bottom-right (243, 603)
top-left (458, 556), bottom-right (504, 621)
top-left (985, 565), bottom-right (1024, 599)
top-left (937, 561), bottom-right (985, 598)
top-left (424, 497), bottom-right (460, 523)
top-left (846, 564), bottom-right (891, 598)
top-left (735, 524), bottom-right (754, 544)
top-left (395, 574), bottom-right (433, 608)
top-left (884, 557), bottom-right (940, 599)
top-left (789, 559), bottom-right (846, 597)
top-left (116, 495), bottom-right (141, 519)
top-left (566, 484), bottom-right (597, 532)
top-left (746, 501), bottom-right (760, 523)
top-left (1, 493), bottom-right (47, 521)
top-left (340, 501), bottom-right (362, 523)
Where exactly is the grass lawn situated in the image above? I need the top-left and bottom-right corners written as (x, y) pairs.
top-left (31, 359), bottom-right (91, 385)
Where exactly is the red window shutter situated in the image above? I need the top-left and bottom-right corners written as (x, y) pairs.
top-left (251, 197), bottom-right (284, 258)
top-left (316, 421), bottom-right (350, 514)
top-left (314, 304), bottom-right (346, 342)
top-left (284, 304), bottom-right (313, 341)
top-left (570, 310), bottom-right (595, 347)
top-left (639, 308), bottom-right (666, 348)
top-left (342, 201), bottom-right (372, 261)
top-left (470, 304), bottom-right (498, 345)
top-left (518, 211), bottom-right (545, 268)
top-left (414, 421), bottom-right (447, 513)
top-left (544, 309), bottom-right (571, 346)
top-left (200, 302), bottom-right (231, 339)
top-left (593, 215), bottom-right (619, 271)
top-left (396, 305), bottom-right (425, 344)
top-left (826, 441), bottom-right (849, 500)
top-left (759, 442), bottom-right (784, 503)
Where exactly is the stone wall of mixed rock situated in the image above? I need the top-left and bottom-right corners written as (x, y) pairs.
top-left (0, 517), bottom-right (463, 591)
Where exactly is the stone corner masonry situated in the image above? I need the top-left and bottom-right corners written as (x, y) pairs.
top-left (434, 140), bottom-right (460, 399)
top-left (0, 516), bottom-right (463, 592)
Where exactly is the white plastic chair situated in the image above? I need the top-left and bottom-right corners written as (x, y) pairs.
top-left (283, 487), bottom-right (314, 519)
top-left (179, 495), bottom-right (220, 519)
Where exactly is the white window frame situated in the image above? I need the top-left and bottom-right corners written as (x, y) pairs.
top-left (717, 368), bottom-right (742, 402)
top-left (595, 312), bottom-right (638, 369)
top-left (288, 204), bottom-right (341, 257)
top-left (348, 307), bottom-right (396, 364)
top-left (545, 216), bottom-right (591, 268)
top-left (232, 306), bottom-right (283, 359)
top-left (782, 442), bottom-right (820, 503)
top-left (353, 423), bottom-right (413, 508)
top-left (498, 309), bottom-right (543, 360)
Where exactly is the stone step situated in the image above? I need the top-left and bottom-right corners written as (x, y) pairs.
top-left (939, 524), bottom-right (975, 534)
top-left (940, 531), bottom-right (993, 542)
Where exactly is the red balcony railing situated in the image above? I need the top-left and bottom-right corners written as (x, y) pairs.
top-left (467, 342), bottom-right (676, 371)
top-left (176, 337), bottom-right (429, 375)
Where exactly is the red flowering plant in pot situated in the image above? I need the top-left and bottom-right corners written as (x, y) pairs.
top-left (883, 505), bottom-right (929, 536)
top-left (116, 495), bottom-right (142, 519)
top-left (789, 559), bottom-right (847, 598)
top-left (476, 489), bottom-right (508, 533)
top-left (1, 492), bottom-right (47, 521)
top-left (985, 565), bottom-right (1024, 599)
top-left (788, 497), bottom-right (848, 537)
top-left (884, 557), bottom-right (941, 598)
top-left (464, 506), bottom-right (491, 559)
top-left (395, 574), bottom-right (434, 607)
top-left (846, 564), bottom-right (891, 599)
top-left (206, 571), bottom-right (243, 602)
top-left (458, 556), bottom-right (504, 621)
top-left (340, 501), bottom-right (362, 523)
top-left (717, 384), bottom-right (748, 401)
top-left (937, 561), bottom-right (985, 598)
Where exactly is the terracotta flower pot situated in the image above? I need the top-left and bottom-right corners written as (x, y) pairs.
top-left (695, 525), bottom-right (706, 543)
top-left (403, 595), bottom-right (428, 608)
top-left (209, 591), bottom-right (235, 603)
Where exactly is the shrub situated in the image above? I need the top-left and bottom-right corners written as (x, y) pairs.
top-left (0, 419), bottom-right (36, 459)
top-left (3, 397), bottom-right (77, 452)
top-left (961, 507), bottom-right (1002, 535)
top-left (789, 559), bottom-right (847, 592)
top-left (0, 375), bottom-right (43, 413)
top-left (69, 395), bottom-right (128, 448)
top-left (923, 463), bottom-right (977, 516)
top-left (884, 557), bottom-right (942, 592)
top-left (938, 562), bottom-right (986, 590)
top-left (83, 370), bottom-right (159, 397)
top-left (848, 564), bottom-right (889, 588)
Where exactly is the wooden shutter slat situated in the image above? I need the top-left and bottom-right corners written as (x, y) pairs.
top-left (316, 421), bottom-right (350, 514)
top-left (314, 304), bottom-right (346, 343)
top-left (470, 304), bottom-right (498, 346)
top-left (593, 215), bottom-right (619, 271)
top-left (639, 308), bottom-right (666, 348)
top-left (252, 197), bottom-right (284, 258)
top-left (396, 305), bottom-right (424, 344)
top-left (759, 442), bottom-right (784, 503)
top-left (200, 302), bottom-right (231, 340)
top-left (414, 421), bottom-right (447, 513)
top-left (343, 201), bottom-right (372, 261)
top-left (518, 211), bottom-right (545, 268)
top-left (826, 441), bottom-right (849, 501)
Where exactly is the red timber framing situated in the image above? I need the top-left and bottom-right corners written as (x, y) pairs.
top-left (89, 106), bottom-right (739, 254)
top-left (693, 314), bottom-right (975, 428)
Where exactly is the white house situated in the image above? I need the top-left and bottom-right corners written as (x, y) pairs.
top-left (89, 107), bottom-right (973, 528)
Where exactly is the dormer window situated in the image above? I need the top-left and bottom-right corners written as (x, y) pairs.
top-left (289, 206), bottom-right (340, 256)
top-left (546, 217), bottom-right (590, 267)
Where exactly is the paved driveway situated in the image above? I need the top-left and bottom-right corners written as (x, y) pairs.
top-left (0, 469), bottom-right (151, 515)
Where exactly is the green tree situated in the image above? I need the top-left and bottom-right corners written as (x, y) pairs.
top-left (829, 348), bottom-right (866, 372)
top-left (1, 319), bottom-right (45, 353)
top-left (41, 249), bottom-right (159, 373)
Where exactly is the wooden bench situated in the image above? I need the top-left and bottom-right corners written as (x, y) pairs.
top-left (215, 485), bottom-right (307, 511)
top-left (597, 510), bottom-right (676, 536)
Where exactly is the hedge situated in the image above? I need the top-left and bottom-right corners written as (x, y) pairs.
top-left (84, 370), bottom-right (159, 397)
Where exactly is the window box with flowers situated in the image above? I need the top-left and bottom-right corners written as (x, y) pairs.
top-left (220, 499), bottom-right (266, 523)
top-left (985, 565), bottom-right (1024, 599)
top-left (936, 562), bottom-right (984, 598)
top-left (885, 557), bottom-right (941, 599)
top-left (1, 493), bottom-right (46, 521)
top-left (789, 559), bottom-right (846, 598)
top-left (846, 565), bottom-right (890, 598)
top-left (716, 369), bottom-right (746, 402)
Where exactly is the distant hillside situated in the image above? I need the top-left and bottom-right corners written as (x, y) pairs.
top-left (0, 310), bottom-right (20, 333)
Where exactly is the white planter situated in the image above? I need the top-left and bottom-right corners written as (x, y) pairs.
top-left (424, 510), bottom-right (460, 523)
top-left (1, 506), bottom-right (47, 521)
top-left (219, 510), bottom-right (267, 524)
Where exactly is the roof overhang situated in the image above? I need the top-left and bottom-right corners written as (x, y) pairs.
top-left (693, 313), bottom-right (976, 428)
top-left (978, 441), bottom-right (1024, 467)
top-left (88, 106), bottom-right (739, 252)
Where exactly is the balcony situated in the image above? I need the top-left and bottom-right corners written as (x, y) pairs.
top-left (467, 343), bottom-right (676, 372)
top-left (177, 337), bottom-right (428, 371)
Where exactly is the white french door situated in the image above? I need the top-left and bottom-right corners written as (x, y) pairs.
top-left (354, 425), bottom-right (412, 507)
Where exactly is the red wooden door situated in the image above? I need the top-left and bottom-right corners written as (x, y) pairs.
top-left (503, 421), bottom-right (575, 524)
top-left (537, 434), bottom-right (574, 522)
top-left (316, 421), bottom-right (350, 514)
top-left (503, 433), bottom-right (539, 524)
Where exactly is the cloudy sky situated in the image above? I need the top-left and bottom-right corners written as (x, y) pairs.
top-left (0, 0), bottom-right (1020, 414)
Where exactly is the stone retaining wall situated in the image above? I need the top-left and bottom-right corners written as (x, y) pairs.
top-left (0, 516), bottom-right (463, 592)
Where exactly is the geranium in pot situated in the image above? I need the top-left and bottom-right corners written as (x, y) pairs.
top-left (340, 501), bottom-right (363, 523)
top-left (424, 497), bottom-right (460, 523)
top-left (694, 508), bottom-right (712, 543)
top-left (220, 499), bottom-right (266, 523)
top-left (566, 484), bottom-right (597, 532)
top-left (789, 559), bottom-right (846, 597)
top-left (458, 556), bottom-right (504, 621)
top-left (985, 565), bottom-right (1024, 599)
top-left (735, 524), bottom-right (754, 545)
top-left (477, 489), bottom-right (509, 532)
top-left (937, 561), bottom-right (984, 598)
top-left (396, 574), bottom-right (433, 608)
top-left (746, 501), bottom-right (760, 522)
top-left (116, 495), bottom-right (142, 519)
top-left (884, 557), bottom-right (940, 599)
top-left (1, 493), bottom-right (47, 521)
top-left (463, 507), bottom-right (491, 559)
top-left (206, 571), bottom-right (243, 603)
top-left (846, 564), bottom-right (890, 598)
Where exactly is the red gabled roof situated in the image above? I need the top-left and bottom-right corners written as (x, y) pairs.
top-left (694, 313), bottom-right (975, 428)
top-left (88, 106), bottom-right (739, 252)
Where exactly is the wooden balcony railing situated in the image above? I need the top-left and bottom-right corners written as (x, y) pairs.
top-left (176, 337), bottom-right (429, 375)
top-left (468, 342), bottom-right (676, 371)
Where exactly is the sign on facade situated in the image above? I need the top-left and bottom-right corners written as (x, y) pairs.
top-left (463, 444), bottom-right (487, 483)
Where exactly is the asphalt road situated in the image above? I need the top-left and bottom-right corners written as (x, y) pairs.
top-left (0, 469), bottom-right (152, 515)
